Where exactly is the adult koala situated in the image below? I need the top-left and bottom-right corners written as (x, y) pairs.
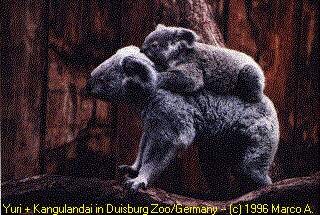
top-left (141, 24), bottom-right (265, 102)
top-left (86, 46), bottom-right (279, 199)
top-left (86, 46), bottom-right (157, 104)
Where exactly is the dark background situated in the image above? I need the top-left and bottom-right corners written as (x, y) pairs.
top-left (1, 0), bottom-right (318, 196)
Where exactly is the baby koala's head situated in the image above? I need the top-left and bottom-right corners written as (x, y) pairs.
top-left (140, 24), bottom-right (199, 69)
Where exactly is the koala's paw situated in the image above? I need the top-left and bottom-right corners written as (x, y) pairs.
top-left (118, 165), bottom-right (139, 178)
top-left (123, 176), bottom-right (148, 193)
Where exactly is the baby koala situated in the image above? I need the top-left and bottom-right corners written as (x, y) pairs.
top-left (141, 24), bottom-right (265, 102)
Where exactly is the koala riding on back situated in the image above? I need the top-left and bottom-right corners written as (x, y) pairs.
top-left (141, 24), bottom-right (265, 102)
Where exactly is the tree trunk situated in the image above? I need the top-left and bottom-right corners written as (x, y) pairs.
top-left (1, 0), bottom-right (50, 181)
top-left (160, 0), bottom-right (226, 46)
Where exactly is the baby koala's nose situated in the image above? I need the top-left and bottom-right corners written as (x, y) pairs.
top-left (140, 47), bottom-right (153, 60)
top-left (140, 45), bottom-right (148, 54)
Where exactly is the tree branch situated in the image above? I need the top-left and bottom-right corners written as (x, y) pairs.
top-left (2, 173), bottom-right (319, 214)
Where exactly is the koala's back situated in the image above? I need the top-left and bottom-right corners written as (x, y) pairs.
top-left (147, 88), bottom-right (279, 174)
top-left (194, 43), bottom-right (259, 68)
top-left (185, 90), bottom-right (279, 154)
top-left (190, 43), bottom-right (265, 101)
top-left (144, 88), bottom-right (278, 149)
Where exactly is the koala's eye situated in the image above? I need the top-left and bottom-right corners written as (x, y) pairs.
top-left (150, 41), bottom-right (159, 49)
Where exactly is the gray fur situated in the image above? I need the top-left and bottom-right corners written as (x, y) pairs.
top-left (87, 46), bottom-right (157, 105)
top-left (86, 46), bottom-right (279, 199)
top-left (141, 24), bottom-right (265, 102)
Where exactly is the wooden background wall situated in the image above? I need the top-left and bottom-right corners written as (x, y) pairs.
top-left (1, 0), bottom-right (318, 196)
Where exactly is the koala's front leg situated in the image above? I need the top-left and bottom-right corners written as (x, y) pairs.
top-left (157, 63), bottom-right (204, 93)
top-left (124, 122), bottom-right (195, 193)
top-left (123, 139), bottom-right (181, 192)
top-left (119, 133), bottom-right (147, 178)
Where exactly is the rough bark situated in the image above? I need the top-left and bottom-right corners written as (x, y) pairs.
top-left (2, 173), bottom-right (319, 214)
top-left (160, 0), bottom-right (226, 46)
top-left (1, 0), bottom-right (50, 181)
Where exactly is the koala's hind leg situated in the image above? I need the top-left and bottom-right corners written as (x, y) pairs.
top-left (236, 65), bottom-right (265, 103)
top-left (233, 140), bottom-right (276, 196)
top-left (233, 157), bottom-right (272, 197)
top-left (198, 143), bottom-right (232, 200)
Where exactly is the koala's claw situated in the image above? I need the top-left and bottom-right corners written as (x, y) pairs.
top-left (123, 177), bottom-right (147, 193)
top-left (118, 165), bottom-right (139, 178)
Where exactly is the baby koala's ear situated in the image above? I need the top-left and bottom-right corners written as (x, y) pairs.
top-left (155, 24), bottom-right (167, 31)
top-left (176, 28), bottom-right (200, 47)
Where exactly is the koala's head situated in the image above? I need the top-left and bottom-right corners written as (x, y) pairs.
top-left (86, 46), bottom-right (156, 102)
top-left (140, 24), bottom-right (200, 69)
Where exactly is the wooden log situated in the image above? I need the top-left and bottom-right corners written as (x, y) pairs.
top-left (2, 173), bottom-right (319, 214)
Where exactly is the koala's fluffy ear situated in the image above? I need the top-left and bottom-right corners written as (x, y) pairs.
top-left (121, 56), bottom-right (156, 83)
top-left (176, 28), bottom-right (200, 47)
top-left (155, 24), bottom-right (167, 31)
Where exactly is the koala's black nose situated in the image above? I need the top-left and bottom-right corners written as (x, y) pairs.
top-left (86, 77), bottom-right (103, 96)
top-left (86, 78), bottom-right (94, 94)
